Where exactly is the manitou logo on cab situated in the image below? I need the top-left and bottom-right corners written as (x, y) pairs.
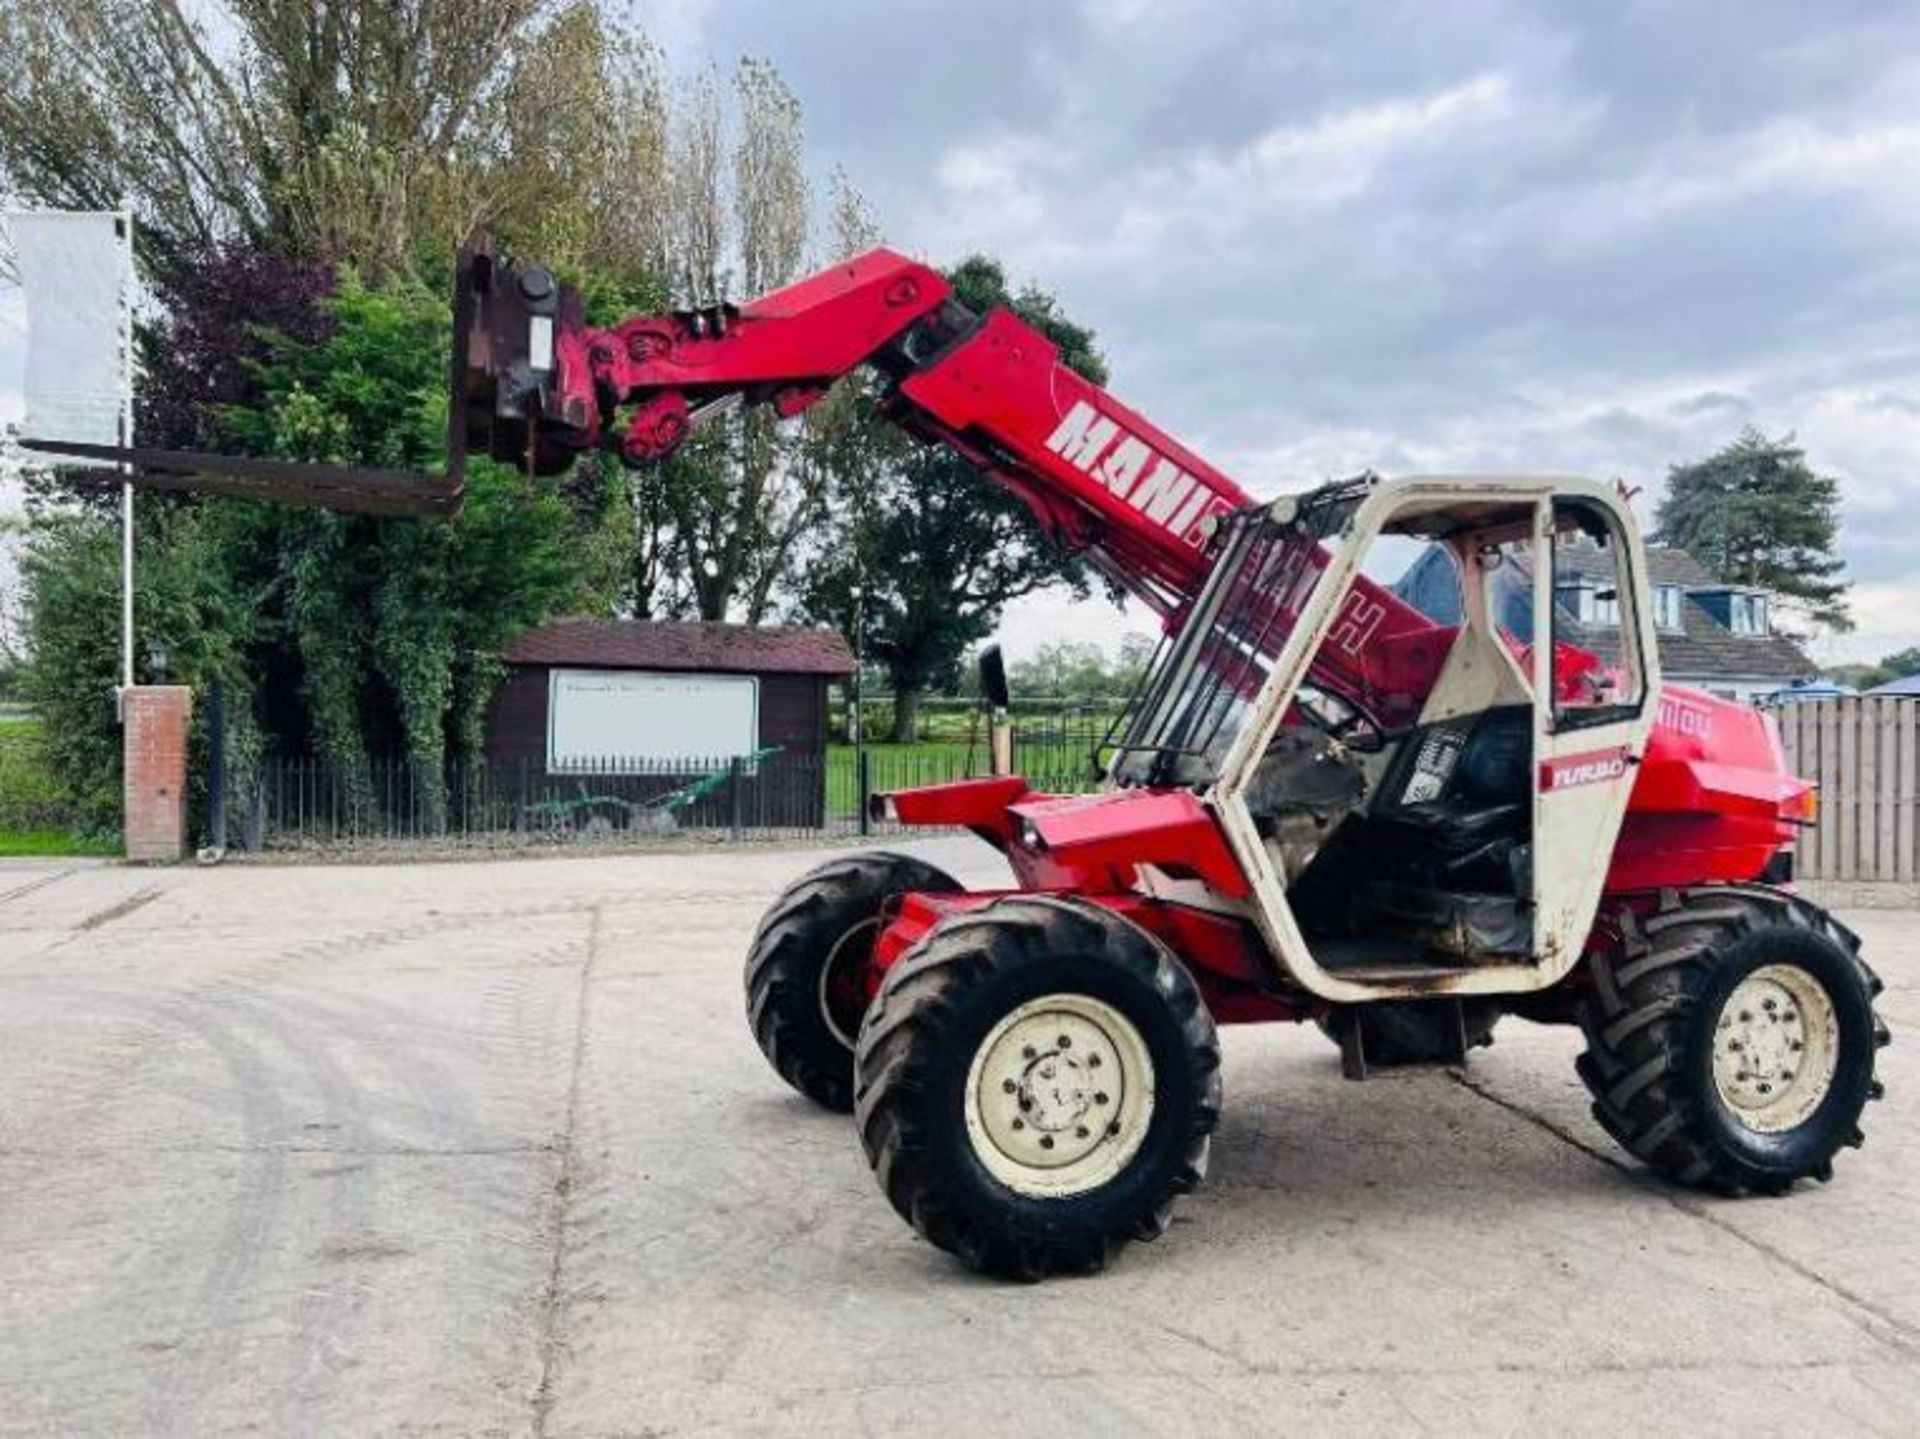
top-left (1044, 400), bottom-right (1232, 546)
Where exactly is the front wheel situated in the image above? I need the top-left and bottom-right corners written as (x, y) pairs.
top-left (1578, 888), bottom-right (1888, 1194)
top-left (855, 895), bottom-right (1221, 1280)
top-left (744, 852), bottom-right (961, 1111)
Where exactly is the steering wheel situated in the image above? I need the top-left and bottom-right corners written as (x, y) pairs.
top-left (1294, 685), bottom-right (1390, 755)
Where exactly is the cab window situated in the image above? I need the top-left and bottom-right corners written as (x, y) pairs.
top-left (1551, 499), bottom-right (1645, 730)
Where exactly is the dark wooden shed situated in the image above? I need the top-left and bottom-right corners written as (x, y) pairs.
top-left (484, 619), bottom-right (854, 829)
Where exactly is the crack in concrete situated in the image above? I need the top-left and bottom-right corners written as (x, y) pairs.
top-left (530, 902), bottom-right (600, 1438)
top-left (1447, 1066), bottom-right (1920, 1358)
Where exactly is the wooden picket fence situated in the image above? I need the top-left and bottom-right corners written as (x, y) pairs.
top-left (1775, 696), bottom-right (1920, 883)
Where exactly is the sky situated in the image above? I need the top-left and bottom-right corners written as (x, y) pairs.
top-left (633, 0), bottom-right (1920, 667)
top-left (9, 0), bottom-right (1920, 667)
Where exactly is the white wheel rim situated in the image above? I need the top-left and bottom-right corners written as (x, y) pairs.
top-left (963, 993), bottom-right (1155, 1199)
top-left (1712, 963), bottom-right (1840, 1133)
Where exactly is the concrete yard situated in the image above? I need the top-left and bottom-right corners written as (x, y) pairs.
top-left (1, 840), bottom-right (1917, 1435)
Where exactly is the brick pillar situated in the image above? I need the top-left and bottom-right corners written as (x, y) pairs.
top-left (124, 686), bottom-right (193, 863)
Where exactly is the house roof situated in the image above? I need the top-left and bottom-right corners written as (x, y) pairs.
top-left (1395, 542), bottom-right (1815, 684)
top-left (1868, 673), bottom-right (1920, 696)
top-left (503, 619), bottom-right (855, 676)
top-left (1556, 545), bottom-right (1813, 683)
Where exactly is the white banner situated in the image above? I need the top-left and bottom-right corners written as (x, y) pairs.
top-left (4, 210), bottom-right (130, 466)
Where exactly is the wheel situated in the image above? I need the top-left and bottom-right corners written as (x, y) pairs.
top-left (744, 851), bottom-right (961, 1111)
top-left (854, 895), bottom-right (1221, 1280)
top-left (1577, 887), bottom-right (1888, 1194)
top-left (1316, 1000), bottom-right (1499, 1066)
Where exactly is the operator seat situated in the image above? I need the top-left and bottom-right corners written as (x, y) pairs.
top-left (1365, 705), bottom-right (1532, 892)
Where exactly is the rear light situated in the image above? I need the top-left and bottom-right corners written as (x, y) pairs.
top-left (868, 793), bottom-right (898, 823)
top-left (1017, 817), bottom-right (1048, 852)
top-left (1784, 786), bottom-right (1819, 825)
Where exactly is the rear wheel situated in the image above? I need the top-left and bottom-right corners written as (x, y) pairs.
top-left (1578, 887), bottom-right (1887, 1194)
top-left (744, 852), bottom-right (961, 1111)
top-left (855, 895), bottom-right (1221, 1280)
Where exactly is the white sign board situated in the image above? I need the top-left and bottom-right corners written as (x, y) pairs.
top-left (4, 210), bottom-right (131, 464)
top-left (548, 668), bottom-right (759, 770)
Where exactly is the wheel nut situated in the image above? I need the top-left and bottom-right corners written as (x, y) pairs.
top-left (1108, 1121), bottom-right (1122, 1136)
top-left (1039, 1135), bottom-right (1055, 1150)
top-left (1088, 1054), bottom-right (1102, 1068)
top-left (1076, 1126), bottom-right (1090, 1139)
top-left (1094, 1092), bottom-right (1109, 1106)
top-left (1058, 1035), bottom-right (1072, 1049)
top-left (1022, 1045), bottom-right (1037, 1060)
top-left (1011, 1117), bottom-right (1025, 1130)
top-left (1757, 1083), bottom-right (1772, 1094)
top-left (1002, 1079), bottom-right (1017, 1094)
top-left (1730, 1040), bottom-right (1744, 1052)
top-left (1739, 1011), bottom-right (1754, 1022)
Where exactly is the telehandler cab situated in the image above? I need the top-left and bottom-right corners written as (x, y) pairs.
top-left (39, 236), bottom-right (1886, 1280)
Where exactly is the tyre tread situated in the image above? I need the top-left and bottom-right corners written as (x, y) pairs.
top-left (1577, 885), bottom-right (1885, 1194)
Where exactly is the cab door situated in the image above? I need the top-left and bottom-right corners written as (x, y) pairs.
top-left (1529, 493), bottom-right (1661, 963)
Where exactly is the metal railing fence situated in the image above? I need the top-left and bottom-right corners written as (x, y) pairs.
top-left (223, 744), bottom-right (1106, 852)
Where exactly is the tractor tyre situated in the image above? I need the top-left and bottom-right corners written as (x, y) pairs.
top-left (1315, 1001), bottom-right (1499, 1066)
top-left (854, 895), bottom-right (1221, 1280)
top-left (1577, 887), bottom-right (1888, 1195)
top-left (744, 851), bottom-right (962, 1112)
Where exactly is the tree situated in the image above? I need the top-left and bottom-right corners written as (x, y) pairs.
top-left (1009, 636), bottom-right (1157, 700)
top-left (1654, 429), bottom-right (1852, 634)
top-left (1828, 646), bottom-right (1920, 691)
top-left (19, 263), bottom-right (628, 833)
top-left (222, 269), bottom-right (627, 788)
top-left (635, 59), bottom-right (826, 623)
top-left (0, 1), bottom-right (669, 284)
top-left (798, 257), bottom-right (1114, 742)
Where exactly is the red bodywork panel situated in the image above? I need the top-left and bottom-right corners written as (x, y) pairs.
top-left (872, 888), bottom-right (1293, 1026)
top-left (532, 244), bottom-right (1809, 977)
top-left (1615, 686), bottom-right (1812, 889)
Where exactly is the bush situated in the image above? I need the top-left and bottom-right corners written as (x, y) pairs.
top-left (0, 720), bottom-right (70, 831)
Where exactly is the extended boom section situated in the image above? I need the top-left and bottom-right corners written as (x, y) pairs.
top-left (454, 236), bottom-right (1448, 713)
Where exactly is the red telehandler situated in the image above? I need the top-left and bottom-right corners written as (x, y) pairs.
top-left (40, 236), bottom-right (1887, 1280)
top-left (443, 239), bottom-right (1886, 1277)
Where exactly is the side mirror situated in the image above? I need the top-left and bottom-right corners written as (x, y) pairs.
top-left (978, 644), bottom-right (1010, 712)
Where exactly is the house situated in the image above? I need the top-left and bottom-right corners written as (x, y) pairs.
top-left (483, 619), bottom-right (854, 827)
top-left (1395, 543), bottom-right (1814, 704)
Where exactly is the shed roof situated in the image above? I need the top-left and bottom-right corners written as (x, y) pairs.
top-left (503, 619), bottom-right (855, 676)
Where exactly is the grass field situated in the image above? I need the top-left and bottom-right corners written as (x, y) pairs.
top-left (822, 739), bottom-right (1105, 821)
top-left (0, 828), bottom-right (119, 858)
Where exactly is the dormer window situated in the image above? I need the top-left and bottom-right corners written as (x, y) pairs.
top-left (1557, 578), bottom-right (1619, 627)
top-left (1730, 592), bottom-right (1769, 636)
top-left (1653, 585), bottom-right (1685, 631)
